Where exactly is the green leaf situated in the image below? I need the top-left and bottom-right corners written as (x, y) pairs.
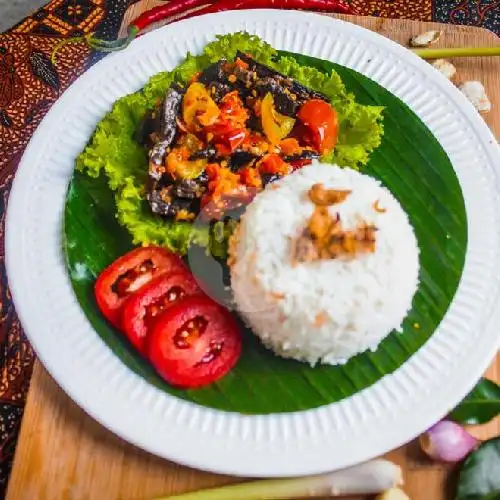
top-left (450, 378), bottom-right (500, 425)
top-left (75, 33), bottom-right (383, 253)
top-left (63, 43), bottom-right (467, 414)
top-left (456, 438), bottom-right (500, 500)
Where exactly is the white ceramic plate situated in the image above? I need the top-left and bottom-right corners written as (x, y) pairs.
top-left (6, 10), bottom-right (500, 477)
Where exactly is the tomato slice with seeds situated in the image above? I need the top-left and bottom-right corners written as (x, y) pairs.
top-left (147, 296), bottom-right (242, 388)
top-left (121, 269), bottom-right (202, 353)
top-left (94, 247), bottom-right (185, 328)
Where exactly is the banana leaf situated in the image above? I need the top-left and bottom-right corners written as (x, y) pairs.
top-left (64, 51), bottom-right (466, 414)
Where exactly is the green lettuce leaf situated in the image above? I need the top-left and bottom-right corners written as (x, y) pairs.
top-left (76, 32), bottom-right (384, 254)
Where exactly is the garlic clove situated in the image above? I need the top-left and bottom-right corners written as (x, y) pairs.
top-left (409, 30), bottom-right (442, 47)
top-left (459, 81), bottom-right (492, 112)
top-left (376, 487), bottom-right (411, 500)
top-left (431, 59), bottom-right (456, 80)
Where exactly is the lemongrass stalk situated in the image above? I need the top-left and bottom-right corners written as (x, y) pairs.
top-left (413, 47), bottom-right (500, 59)
top-left (155, 460), bottom-right (402, 500)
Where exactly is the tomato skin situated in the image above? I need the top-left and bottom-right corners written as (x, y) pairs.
top-left (218, 90), bottom-right (248, 129)
top-left (290, 158), bottom-right (313, 170)
top-left (297, 99), bottom-right (338, 154)
top-left (147, 296), bottom-right (242, 388)
top-left (259, 153), bottom-right (291, 176)
top-left (206, 121), bottom-right (248, 155)
top-left (121, 270), bottom-right (202, 353)
top-left (279, 138), bottom-right (303, 156)
top-left (94, 247), bottom-right (185, 329)
top-left (239, 166), bottom-right (262, 188)
top-left (214, 127), bottom-right (248, 155)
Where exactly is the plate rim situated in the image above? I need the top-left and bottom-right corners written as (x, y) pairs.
top-left (6, 9), bottom-right (500, 477)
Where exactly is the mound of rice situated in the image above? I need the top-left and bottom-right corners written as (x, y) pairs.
top-left (229, 162), bottom-right (420, 366)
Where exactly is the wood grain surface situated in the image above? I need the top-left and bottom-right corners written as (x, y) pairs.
top-left (6, 12), bottom-right (500, 500)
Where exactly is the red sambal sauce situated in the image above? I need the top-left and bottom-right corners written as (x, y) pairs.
top-left (143, 53), bottom-right (338, 221)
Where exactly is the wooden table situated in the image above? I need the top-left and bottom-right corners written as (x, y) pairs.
top-left (6, 13), bottom-right (500, 500)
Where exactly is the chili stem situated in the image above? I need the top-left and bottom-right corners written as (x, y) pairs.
top-left (173, 0), bottom-right (354, 23)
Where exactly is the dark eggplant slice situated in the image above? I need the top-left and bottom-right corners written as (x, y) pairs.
top-left (261, 173), bottom-right (282, 186)
top-left (198, 60), bottom-right (235, 102)
top-left (149, 140), bottom-right (170, 171)
top-left (173, 178), bottom-right (207, 200)
top-left (254, 77), bottom-right (299, 116)
top-left (210, 82), bottom-right (234, 102)
top-left (148, 161), bottom-right (165, 182)
top-left (283, 151), bottom-right (321, 162)
top-left (147, 187), bottom-right (196, 219)
top-left (229, 151), bottom-right (258, 171)
top-left (147, 189), bottom-right (189, 217)
top-left (246, 113), bottom-right (261, 132)
top-left (149, 82), bottom-right (185, 167)
top-left (198, 60), bottom-right (228, 85)
top-left (160, 82), bottom-right (185, 138)
top-left (235, 51), bottom-right (328, 103)
top-left (147, 169), bottom-right (207, 219)
top-left (189, 147), bottom-right (217, 161)
top-left (135, 109), bottom-right (161, 148)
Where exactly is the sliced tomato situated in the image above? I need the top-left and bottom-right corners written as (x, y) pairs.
top-left (147, 296), bottom-right (242, 388)
top-left (94, 247), bottom-right (185, 328)
top-left (121, 270), bottom-right (202, 353)
top-left (297, 99), bottom-right (338, 154)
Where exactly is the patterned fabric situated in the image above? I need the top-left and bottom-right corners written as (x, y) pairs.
top-left (0, 0), bottom-right (498, 497)
top-left (434, 0), bottom-right (500, 31)
top-left (352, 0), bottom-right (500, 33)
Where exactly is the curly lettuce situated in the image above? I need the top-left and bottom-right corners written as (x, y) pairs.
top-left (76, 32), bottom-right (384, 254)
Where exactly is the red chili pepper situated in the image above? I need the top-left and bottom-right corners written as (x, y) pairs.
top-left (52, 0), bottom-right (354, 60)
top-left (132, 0), bottom-right (211, 31)
top-left (176, 0), bottom-right (355, 21)
top-left (212, 127), bottom-right (249, 155)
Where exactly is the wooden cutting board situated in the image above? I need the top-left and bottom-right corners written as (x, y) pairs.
top-left (6, 11), bottom-right (500, 500)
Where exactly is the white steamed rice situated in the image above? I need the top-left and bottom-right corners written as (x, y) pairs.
top-left (229, 161), bottom-right (420, 366)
